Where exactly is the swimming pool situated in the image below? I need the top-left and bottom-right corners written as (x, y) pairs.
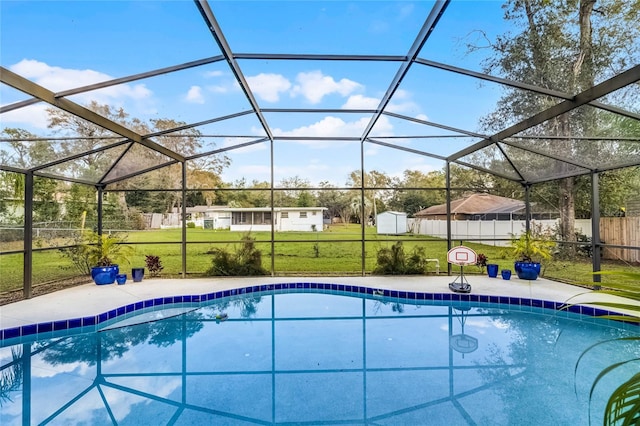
top-left (1, 289), bottom-right (637, 425)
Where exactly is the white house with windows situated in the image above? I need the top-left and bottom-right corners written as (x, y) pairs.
top-left (204, 207), bottom-right (326, 232)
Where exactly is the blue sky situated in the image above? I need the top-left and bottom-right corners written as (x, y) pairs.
top-left (1, 1), bottom-right (510, 186)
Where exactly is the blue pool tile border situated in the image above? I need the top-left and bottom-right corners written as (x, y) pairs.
top-left (2, 281), bottom-right (638, 343)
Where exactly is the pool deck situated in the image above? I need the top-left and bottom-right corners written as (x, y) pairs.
top-left (2, 275), bottom-right (638, 330)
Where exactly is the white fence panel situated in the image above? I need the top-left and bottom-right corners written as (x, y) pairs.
top-left (408, 218), bottom-right (593, 246)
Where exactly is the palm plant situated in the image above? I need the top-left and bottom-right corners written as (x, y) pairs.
top-left (507, 230), bottom-right (554, 263)
top-left (85, 231), bottom-right (134, 267)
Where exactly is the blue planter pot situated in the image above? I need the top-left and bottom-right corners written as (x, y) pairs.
top-left (487, 264), bottom-right (499, 278)
top-left (514, 262), bottom-right (540, 280)
top-left (91, 266), bottom-right (118, 285)
top-left (501, 269), bottom-right (512, 280)
top-left (132, 268), bottom-right (145, 282)
top-left (116, 274), bottom-right (127, 285)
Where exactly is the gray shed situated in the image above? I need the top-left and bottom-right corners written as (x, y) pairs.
top-left (377, 211), bottom-right (407, 235)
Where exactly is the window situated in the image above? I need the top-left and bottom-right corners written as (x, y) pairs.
top-left (232, 212), bottom-right (249, 224)
top-left (254, 212), bottom-right (272, 224)
top-left (281, 212), bottom-right (288, 218)
top-left (300, 212), bottom-right (307, 218)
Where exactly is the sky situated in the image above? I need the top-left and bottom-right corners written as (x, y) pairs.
top-left (0, 1), bottom-right (511, 187)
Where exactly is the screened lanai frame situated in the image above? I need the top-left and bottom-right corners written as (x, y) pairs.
top-left (1, 0), bottom-right (640, 298)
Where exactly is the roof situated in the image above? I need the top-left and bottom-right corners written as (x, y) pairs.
top-left (210, 207), bottom-right (327, 212)
top-left (414, 193), bottom-right (525, 217)
top-left (377, 211), bottom-right (407, 216)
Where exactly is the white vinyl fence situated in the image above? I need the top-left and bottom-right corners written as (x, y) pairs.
top-left (407, 218), bottom-right (592, 246)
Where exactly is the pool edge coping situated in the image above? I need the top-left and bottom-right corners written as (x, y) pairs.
top-left (2, 281), bottom-right (637, 345)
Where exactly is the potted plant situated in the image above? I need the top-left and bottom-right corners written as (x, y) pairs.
top-left (507, 230), bottom-right (554, 280)
top-left (475, 253), bottom-right (488, 274)
top-left (84, 231), bottom-right (134, 285)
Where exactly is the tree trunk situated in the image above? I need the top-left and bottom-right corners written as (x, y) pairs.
top-left (559, 176), bottom-right (576, 246)
top-left (557, 0), bottom-right (595, 252)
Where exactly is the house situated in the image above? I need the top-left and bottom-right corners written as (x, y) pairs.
top-left (163, 205), bottom-right (228, 228)
top-left (414, 193), bottom-right (527, 221)
top-left (376, 211), bottom-right (407, 235)
top-left (205, 207), bottom-right (327, 232)
top-left (203, 206), bottom-right (232, 229)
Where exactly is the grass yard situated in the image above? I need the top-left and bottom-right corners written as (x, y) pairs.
top-left (1, 225), bottom-right (638, 293)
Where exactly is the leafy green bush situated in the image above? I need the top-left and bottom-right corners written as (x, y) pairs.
top-left (373, 241), bottom-right (430, 275)
top-left (187, 222), bottom-right (196, 228)
top-left (205, 233), bottom-right (267, 276)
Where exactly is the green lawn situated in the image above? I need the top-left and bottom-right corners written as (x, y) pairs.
top-left (1, 225), bottom-right (638, 293)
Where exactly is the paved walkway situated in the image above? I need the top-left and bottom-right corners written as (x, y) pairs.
top-left (2, 275), bottom-right (638, 330)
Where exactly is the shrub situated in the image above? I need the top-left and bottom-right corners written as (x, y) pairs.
top-left (145, 255), bottom-right (164, 277)
top-left (187, 221), bottom-right (196, 228)
top-left (373, 241), bottom-right (429, 275)
top-left (476, 253), bottom-right (488, 272)
top-left (205, 233), bottom-right (268, 276)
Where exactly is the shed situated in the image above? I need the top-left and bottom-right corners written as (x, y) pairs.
top-left (377, 211), bottom-right (407, 235)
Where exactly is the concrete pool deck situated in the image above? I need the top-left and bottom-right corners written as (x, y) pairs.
top-left (2, 275), bottom-right (638, 330)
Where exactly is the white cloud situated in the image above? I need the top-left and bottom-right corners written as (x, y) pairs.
top-left (367, 115), bottom-right (394, 137)
top-left (394, 89), bottom-right (411, 100)
top-left (365, 147), bottom-right (379, 156)
top-left (10, 59), bottom-right (152, 103)
top-left (204, 70), bottom-right (224, 78)
top-left (415, 113), bottom-right (429, 122)
top-left (185, 86), bottom-right (205, 104)
top-left (3, 59), bottom-right (154, 130)
top-left (272, 115), bottom-right (366, 139)
top-left (207, 84), bottom-right (233, 94)
top-left (342, 94), bottom-right (380, 110)
top-left (384, 88), bottom-right (423, 115)
top-left (31, 358), bottom-right (91, 378)
top-left (387, 100), bottom-right (419, 114)
top-left (291, 70), bottom-right (362, 104)
top-left (0, 103), bottom-right (51, 129)
top-left (246, 73), bottom-right (291, 102)
top-left (271, 114), bottom-right (394, 141)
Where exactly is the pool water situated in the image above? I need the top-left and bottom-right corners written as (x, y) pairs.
top-left (1, 291), bottom-right (637, 425)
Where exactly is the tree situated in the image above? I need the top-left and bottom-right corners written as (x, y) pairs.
top-left (387, 170), bottom-right (446, 216)
top-left (0, 128), bottom-right (61, 223)
top-left (46, 103), bottom-right (230, 215)
top-left (224, 178), bottom-right (270, 207)
top-left (476, 0), bottom-right (640, 246)
top-left (346, 170), bottom-right (391, 224)
top-left (47, 101), bottom-right (136, 182)
top-left (316, 181), bottom-right (350, 222)
top-left (276, 176), bottom-right (314, 207)
top-left (188, 169), bottom-right (224, 206)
